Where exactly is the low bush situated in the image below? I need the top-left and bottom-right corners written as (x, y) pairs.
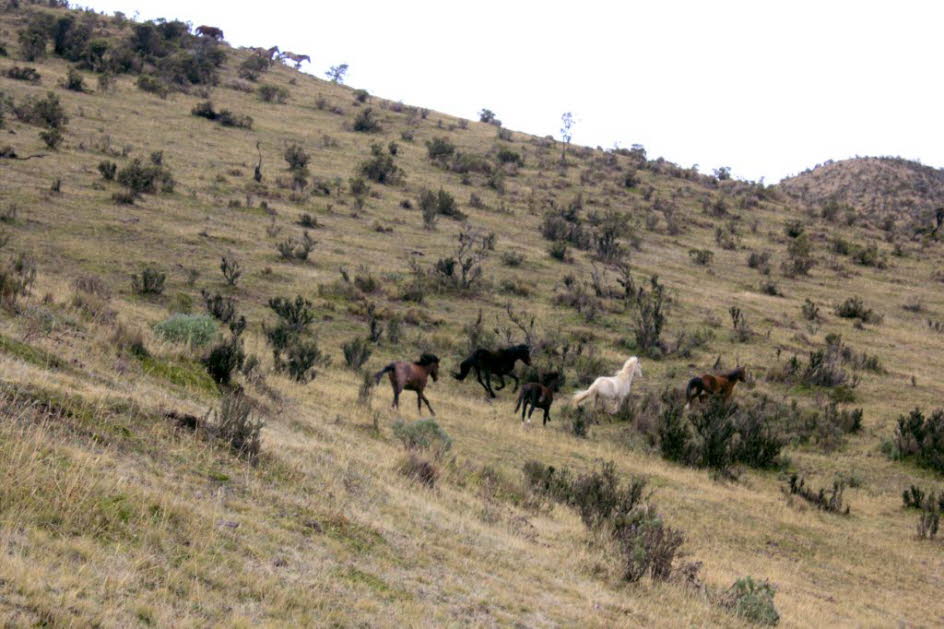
top-left (98, 160), bottom-right (117, 181)
top-left (341, 336), bottom-right (372, 371)
top-left (835, 296), bottom-right (882, 324)
top-left (203, 336), bottom-right (246, 386)
top-left (257, 83), bottom-right (289, 103)
top-left (892, 407), bottom-right (944, 474)
top-left (117, 158), bottom-right (175, 196)
top-left (689, 248), bottom-right (713, 266)
top-left (352, 107), bottom-right (381, 132)
top-left (153, 314), bottom-right (218, 346)
top-left (5, 66), bottom-right (41, 83)
top-left (392, 418), bottom-right (452, 458)
top-left (131, 267), bottom-right (165, 295)
top-left (720, 576), bottom-right (780, 625)
top-left (784, 474), bottom-right (850, 514)
top-left (397, 454), bottom-right (438, 487)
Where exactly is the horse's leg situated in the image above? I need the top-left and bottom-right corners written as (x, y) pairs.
top-left (508, 372), bottom-right (519, 393)
top-left (392, 386), bottom-right (401, 409)
top-left (494, 373), bottom-right (506, 391)
top-left (483, 371), bottom-right (496, 398)
top-left (543, 406), bottom-right (550, 425)
top-left (476, 368), bottom-right (494, 397)
top-left (420, 393), bottom-right (435, 415)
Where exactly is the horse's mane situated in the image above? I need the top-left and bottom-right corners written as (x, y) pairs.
top-left (617, 356), bottom-right (639, 374)
top-left (416, 353), bottom-right (440, 366)
top-left (504, 344), bottom-right (530, 354)
top-left (722, 366), bottom-right (746, 379)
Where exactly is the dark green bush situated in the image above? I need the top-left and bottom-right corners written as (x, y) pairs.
top-left (352, 107), bottom-right (381, 132)
top-left (341, 336), bottom-right (372, 371)
top-left (835, 296), bottom-right (882, 324)
top-left (425, 136), bottom-right (455, 162)
top-left (359, 143), bottom-right (403, 184)
top-left (117, 158), bottom-right (175, 196)
top-left (203, 336), bottom-right (245, 386)
top-left (785, 475), bottom-right (850, 515)
top-left (893, 408), bottom-right (944, 474)
top-left (257, 83), bottom-right (288, 103)
top-left (5, 66), bottom-right (41, 83)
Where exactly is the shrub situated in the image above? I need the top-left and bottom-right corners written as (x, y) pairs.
top-left (276, 231), bottom-right (317, 261)
top-left (781, 233), bottom-right (814, 277)
top-left (747, 250), bottom-right (771, 274)
top-left (359, 143), bottom-right (403, 184)
top-left (280, 339), bottom-right (330, 382)
top-left (191, 100), bottom-right (217, 120)
top-left (720, 577), bottom-right (780, 626)
top-left (5, 66), bottom-right (41, 83)
top-left (341, 336), bottom-right (372, 371)
top-left (834, 296), bottom-right (882, 324)
top-left (425, 136), bottom-right (456, 162)
top-left (220, 255), bottom-right (241, 287)
top-left (211, 390), bottom-right (264, 462)
top-left (548, 240), bottom-right (570, 262)
top-left (397, 454), bottom-right (438, 487)
top-left (257, 83), bottom-right (288, 103)
top-left (136, 74), bottom-right (169, 98)
top-left (392, 418), bottom-right (452, 458)
top-left (98, 160), bottom-right (117, 181)
top-left (785, 475), bottom-right (850, 514)
top-left (39, 127), bottom-right (63, 150)
top-left (893, 408), bottom-right (944, 474)
top-left (131, 267), bottom-right (166, 295)
top-left (501, 250), bottom-right (524, 267)
top-left (851, 243), bottom-right (887, 269)
top-left (238, 54), bottom-right (270, 81)
top-left (352, 107), bottom-right (381, 132)
top-left (496, 148), bottom-right (522, 166)
top-left (216, 110), bottom-right (253, 129)
top-left (154, 314), bottom-right (218, 346)
top-left (203, 336), bottom-right (246, 386)
top-left (801, 298), bottom-right (820, 321)
top-left (632, 275), bottom-right (668, 358)
top-left (14, 92), bottom-right (68, 129)
top-left (117, 158), bottom-right (175, 196)
top-left (201, 290), bottom-right (238, 323)
top-left (63, 68), bottom-right (85, 92)
top-left (783, 220), bottom-right (805, 238)
top-left (918, 497), bottom-right (940, 540)
top-left (688, 248), bottom-right (713, 266)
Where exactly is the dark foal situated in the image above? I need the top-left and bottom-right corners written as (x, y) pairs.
top-left (514, 373), bottom-right (561, 425)
top-left (453, 344), bottom-right (531, 398)
top-left (373, 354), bottom-right (440, 415)
top-left (685, 366), bottom-right (747, 407)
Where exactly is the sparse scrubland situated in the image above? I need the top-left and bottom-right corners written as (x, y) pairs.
top-left (3, 2), bottom-right (944, 626)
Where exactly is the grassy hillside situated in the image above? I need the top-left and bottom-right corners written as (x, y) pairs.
top-left (3, 3), bottom-right (944, 626)
top-left (779, 156), bottom-right (944, 228)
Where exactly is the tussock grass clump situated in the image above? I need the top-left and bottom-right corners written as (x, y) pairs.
top-left (720, 576), bottom-right (780, 625)
top-left (397, 453), bottom-right (438, 487)
top-left (211, 390), bottom-right (264, 462)
top-left (153, 314), bottom-right (218, 346)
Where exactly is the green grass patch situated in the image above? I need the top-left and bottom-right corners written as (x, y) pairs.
top-left (0, 333), bottom-right (68, 370)
top-left (138, 355), bottom-right (218, 395)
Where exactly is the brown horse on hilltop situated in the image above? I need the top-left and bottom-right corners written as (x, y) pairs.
top-left (685, 366), bottom-right (747, 407)
top-left (373, 354), bottom-right (440, 415)
top-left (195, 25), bottom-right (224, 40)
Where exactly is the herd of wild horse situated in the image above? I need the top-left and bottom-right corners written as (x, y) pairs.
top-left (372, 345), bottom-right (747, 425)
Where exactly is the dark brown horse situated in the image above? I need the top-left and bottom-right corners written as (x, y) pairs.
top-left (373, 354), bottom-right (440, 415)
top-left (453, 344), bottom-right (531, 398)
top-left (685, 366), bottom-right (747, 407)
top-left (195, 25), bottom-right (224, 40)
top-left (514, 372), bottom-right (562, 425)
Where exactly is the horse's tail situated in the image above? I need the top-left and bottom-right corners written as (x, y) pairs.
top-left (453, 357), bottom-right (473, 381)
top-left (684, 377), bottom-right (704, 407)
top-left (514, 387), bottom-right (525, 413)
top-left (373, 363), bottom-right (395, 385)
top-left (572, 384), bottom-right (594, 406)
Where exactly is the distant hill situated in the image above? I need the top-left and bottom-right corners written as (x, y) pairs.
top-left (778, 156), bottom-right (944, 223)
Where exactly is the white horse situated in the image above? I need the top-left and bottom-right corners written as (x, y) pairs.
top-left (572, 356), bottom-right (642, 414)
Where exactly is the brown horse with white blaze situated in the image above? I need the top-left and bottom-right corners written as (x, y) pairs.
top-left (373, 354), bottom-right (440, 414)
top-left (685, 366), bottom-right (747, 407)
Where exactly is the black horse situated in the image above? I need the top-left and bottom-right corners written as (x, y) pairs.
top-left (453, 344), bottom-right (531, 398)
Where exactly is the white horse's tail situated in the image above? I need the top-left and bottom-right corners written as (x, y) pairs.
top-left (572, 386), bottom-right (593, 406)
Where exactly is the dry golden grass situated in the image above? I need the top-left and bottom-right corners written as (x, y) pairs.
top-left (2, 4), bottom-right (944, 627)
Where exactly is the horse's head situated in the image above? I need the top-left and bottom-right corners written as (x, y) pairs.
top-left (518, 345), bottom-right (532, 366)
top-left (418, 353), bottom-right (440, 381)
top-left (620, 356), bottom-right (641, 378)
top-left (732, 366), bottom-right (747, 382)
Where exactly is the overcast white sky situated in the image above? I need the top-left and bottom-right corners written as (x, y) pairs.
top-left (83, 0), bottom-right (944, 182)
